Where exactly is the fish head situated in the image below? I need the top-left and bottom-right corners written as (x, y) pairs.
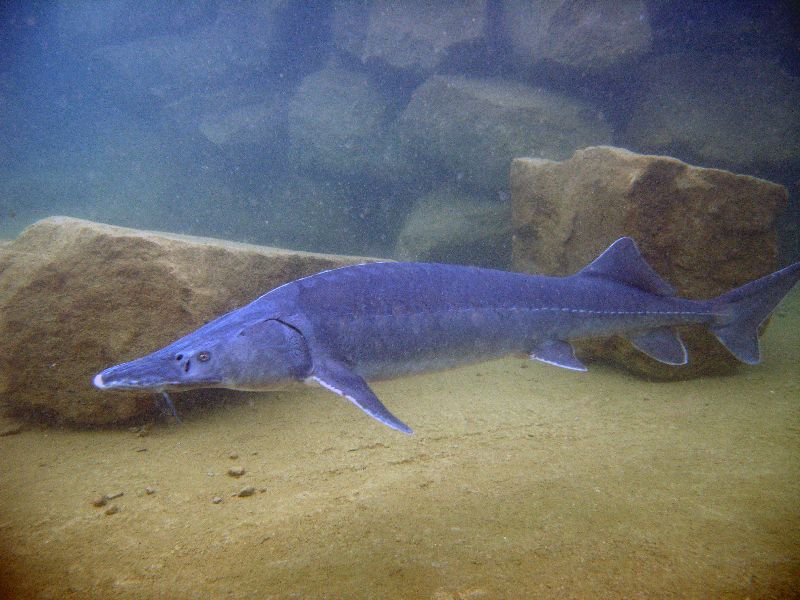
top-left (93, 318), bottom-right (312, 393)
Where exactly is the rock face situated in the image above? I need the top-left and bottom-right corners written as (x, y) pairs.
top-left (395, 75), bottom-right (612, 192)
top-left (331, 0), bottom-right (488, 76)
top-left (287, 65), bottom-right (392, 180)
top-left (624, 54), bottom-right (800, 171)
top-left (503, 0), bottom-right (652, 73)
top-left (0, 217), bottom-right (379, 426)
top-left (395, 187), bottom-right (512, 268)
top-left (511, 146), bottom-right (787, 378)
top-left (91, 2), bottom-right (284, 100)
top-left (197, 96), bottom-right (285, 149)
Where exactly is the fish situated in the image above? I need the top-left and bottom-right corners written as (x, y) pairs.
top-left (93, 237), bottom-right (800, 434)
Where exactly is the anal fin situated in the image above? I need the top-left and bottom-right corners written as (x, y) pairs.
top-left (529, 340), bottom-right (587, 372)
top-left (627, 327), bottom-right (687, 365)
top-left (307, 359), bottom-right (412, 434)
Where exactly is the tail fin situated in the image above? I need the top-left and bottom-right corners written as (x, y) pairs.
top-left (710, 262), bottom-right (800, 364)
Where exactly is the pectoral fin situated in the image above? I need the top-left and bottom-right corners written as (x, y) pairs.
top-left (627, 327), bottom-right (687, 365)
top-left (307, 359), bottom-right (413, 434)
top-left (529, 340), bottom-right (587, 371)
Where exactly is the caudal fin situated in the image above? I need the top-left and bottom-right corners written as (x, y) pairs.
top-left (710, 262), bottom-right (800, 364)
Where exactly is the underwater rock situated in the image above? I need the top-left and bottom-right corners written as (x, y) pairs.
top-left (198, 100), bottom-right (278, 147)
top-left (395, 75), bottom-right (612, 193)
top-left (227, 466), bottom-right (245, 478)
top-left (90, 2), bottom-right (282, 101)
top-left (160, 83), bottom-right (288, 162)
top-left (624, 54), bottom-right (800, 171)
top-left (395, 186), bottom-right (512, 269)
top-left (0, 415), bottom-right (24, 436)
top-left (0, 217), bottom-right (380, 426)
top-left (287, 64), bottom-right (392, 180)
top-left (236, 486), bottom-right (256, 498)
top-left (92, 491), bottom-right (123, 509)
top-left (511, 146), bottom-right (787, 378)
top-left (196, 94), bottom-right (286, 151)
top-left (331, 0), bottom-right (487, 76)
top-left (503, 0), bottom-right (652, 74)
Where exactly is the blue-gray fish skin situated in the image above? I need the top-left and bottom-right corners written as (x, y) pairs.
top-left (94, 238), bottom-right (800, 435)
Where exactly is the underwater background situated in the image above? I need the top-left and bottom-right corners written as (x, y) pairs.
top-left (1, 2), bottom-right (800, 599)
top-left (0, 0), bottom-right (798, 264)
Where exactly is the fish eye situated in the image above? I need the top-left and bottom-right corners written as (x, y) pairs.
top-left (175, 354), bottom-right (183, 361)
top-left (197, 351), bottom-right (211, 362)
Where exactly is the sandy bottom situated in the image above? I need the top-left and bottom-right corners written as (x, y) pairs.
top-left (1, 293), bottom-right (799, 600)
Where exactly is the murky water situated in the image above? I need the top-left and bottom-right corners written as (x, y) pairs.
top-left (2, 3), bottom-right (799, 597)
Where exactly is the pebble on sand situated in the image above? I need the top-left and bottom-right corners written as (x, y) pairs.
top-left (91, 491), bottom-right (124, 507)
top-left (227, 466), bottom-right (245, 477)
top-left (212, 496), bottom-right (223, 504)
top-left (236, 486), bottom-right (256, 498)
top-left (105, 504), bottom-right (120, 516)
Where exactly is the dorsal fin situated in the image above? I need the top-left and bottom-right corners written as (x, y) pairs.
top-left (577, 237), bottom-right (675, 296)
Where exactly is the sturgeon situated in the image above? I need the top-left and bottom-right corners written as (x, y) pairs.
top-left (93, 238), bottom-right (800, 434)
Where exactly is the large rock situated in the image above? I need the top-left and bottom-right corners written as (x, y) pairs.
top-left (511, 146), bottom-right (787, 378)
top-left (395, 75), bottom-right (612, 192)
top-left (331, 0), bottom-right (488, 76)
top-left (624, 54), bottom-right (800, 171)
top-left (161, 84), bottom-right (288, 155)
top-left (0, 217), bottom-right (379, 426)
top-left (395, 186), bottom-right (512, 268)
top-left (503, 0), bottom-right (652, 73)
top-left (197, 95), bottom-right (286, 150)
top-left (198, 100), bottom-right (280, 147)
top-left (287, 65), bottom-right (392, 180)
top-left (91, 2), bottom-right (284, 100)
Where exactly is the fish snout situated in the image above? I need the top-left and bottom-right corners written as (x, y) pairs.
top-left (92, 371), bottom-right (108, 389)
top-left (93, 353), bottom-right (223, 391)
top-left (93, 360), bottom-right (170, 391)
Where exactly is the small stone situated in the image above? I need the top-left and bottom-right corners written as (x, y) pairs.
top-left (227, 466), bottom-right (245, 478)
top-left (104, 491), bottom-right (124, 501)
top-left (145, 487), bottom-right (156, 495)
top-left (211, 496), bottom-right (223, 504)
top-left (104, 504), bottom-right (119, 515)
top-left (0, 422), bottom-right (25, 437)
top-left (228, 452), bottom-right (239, 460)
top-left (91, 496), bottom-right (107, 507)
top-left (236, 486), bottom-right (256, 498)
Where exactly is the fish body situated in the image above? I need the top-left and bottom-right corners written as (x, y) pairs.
top-left (94, 238), bottom-right (800, 434)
